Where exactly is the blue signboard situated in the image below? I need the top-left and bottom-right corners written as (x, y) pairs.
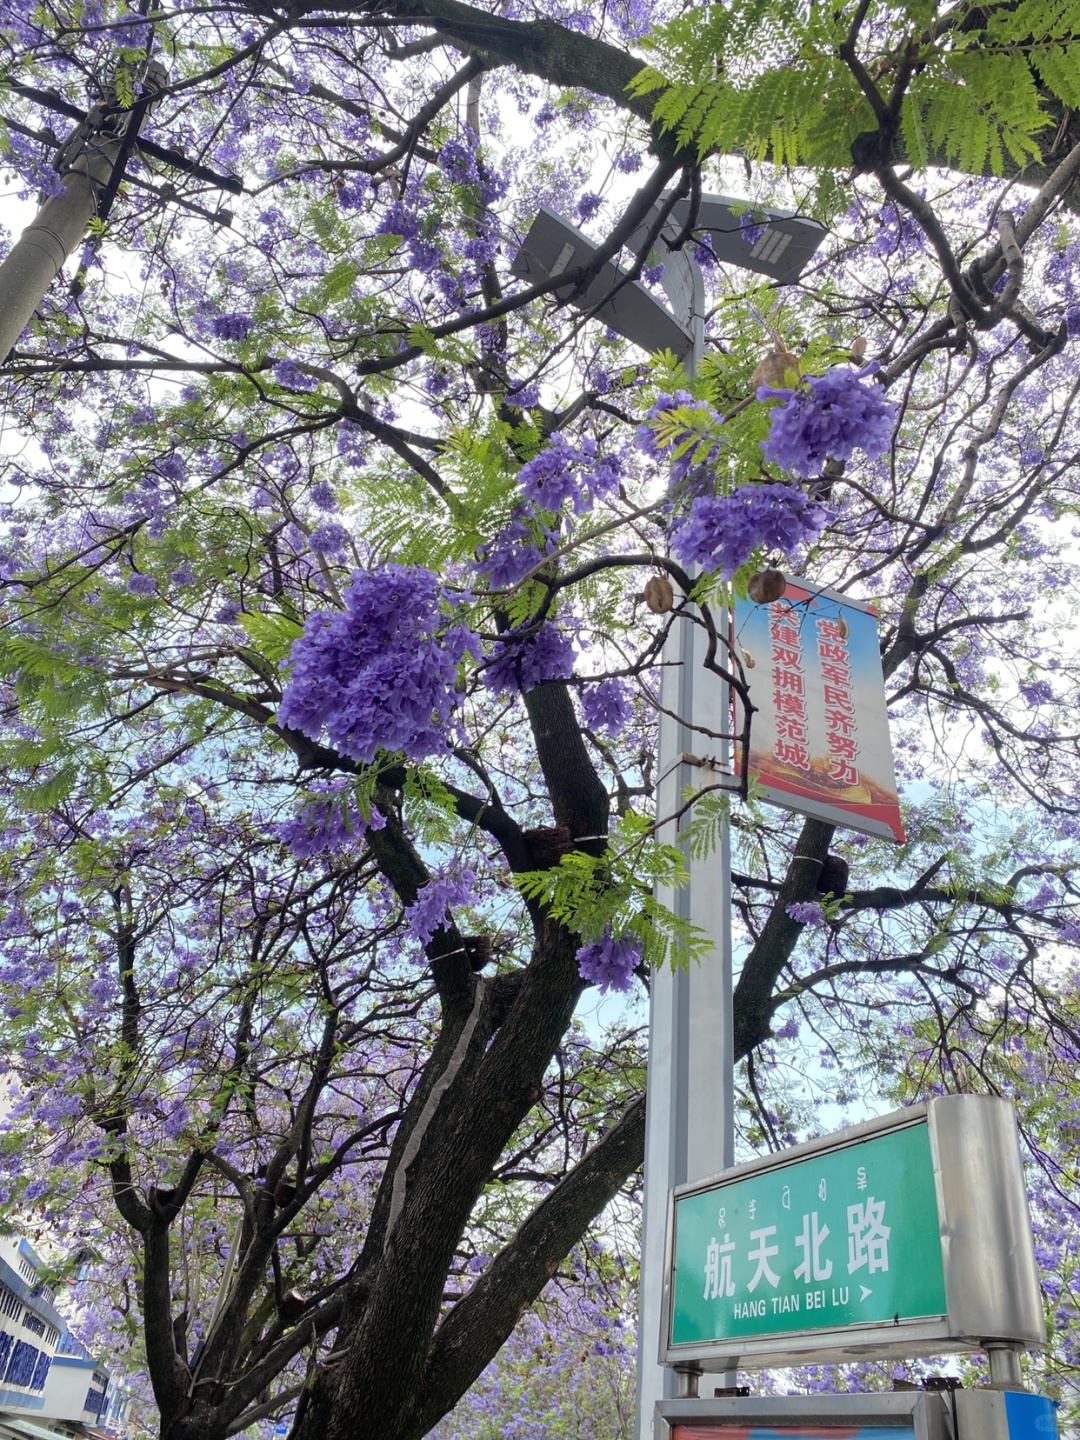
top-left (1004, 1393), bottom-right (1059, 1437)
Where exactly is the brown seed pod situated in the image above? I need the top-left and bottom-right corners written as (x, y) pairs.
top-left (851, 335), bottom-right (868, 360)
top-left (644, 574), bottom-right (675, 613)
top-left (747, 568), bottom-right (787, 605)
top-left (751, 349), bottom-right (801, 390)
top-left (740, 648), bottom-right (756, 669)
top-left (837, 614), bottom-right (850, 640)
top-left (280, 1289), bottom-right (307, 1320)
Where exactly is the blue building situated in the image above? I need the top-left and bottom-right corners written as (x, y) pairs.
top-left (0, 1235), bottom-right (130, 1440)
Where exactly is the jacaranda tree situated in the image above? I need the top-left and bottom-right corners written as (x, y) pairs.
top-left (1, 0), bottom-right (1079, 1437)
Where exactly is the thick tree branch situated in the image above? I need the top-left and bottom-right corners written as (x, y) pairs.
top-left (414, 1094), bottom-right (646, 1434)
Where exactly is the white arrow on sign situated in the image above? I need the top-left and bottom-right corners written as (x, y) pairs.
top-left (860, 1286), bottom-right (873, 1302)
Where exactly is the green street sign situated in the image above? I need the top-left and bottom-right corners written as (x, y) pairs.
top-left (661, 1098), bottom-right (1046, 1370)
top-left (670, 1122), bottom-right (945, 1349)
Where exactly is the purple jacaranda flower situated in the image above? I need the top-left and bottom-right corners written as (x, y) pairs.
top-left (210, 312), bottom-right (253, 342)
top-left (580, 679), bottom-right (633, 735)
top-left (576, 192), bottom-right (602, 223)
top-left (670, 482), bottom-right (830, 576)
top-left (439, 136), bottom-right (480, 187)
top-left (786, 900), bottom-right (824, 925)
top-left (309, 521), bottom-right (350, 556)
top-left (483, 621), bottom-right (576, 695)
top-left (273, 359), bottom-right (318, 391)
top-left (575, 930), bottom-right (642, 992)
top-left (1020, 679), bottom-right (1055, 706)
top-left (759, 364), bottom-right (897, 477)
top-left (404, 870), bottom-right (477, 946)
top-left (278, 565), bottom-right (477, 764)
top-left (278, 784), bottom-right (382, 857)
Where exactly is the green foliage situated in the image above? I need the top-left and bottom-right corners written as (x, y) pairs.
top-left (514, 811), bottom-right (709, 969)
top-left (632, 0), bottom-right (1070, 183)
top-left (403, 765), bottom-right (462, 847)
top-left (237, 609), bottom-right (305, 663)
top-left (679, 790), bottom-right (731, 863)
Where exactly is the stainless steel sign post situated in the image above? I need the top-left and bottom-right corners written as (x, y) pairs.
top-left (661, 1095), bottom-right (1044, 1371)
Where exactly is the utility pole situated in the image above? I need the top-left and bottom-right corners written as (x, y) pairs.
top-left (631, 246), bottom-right (739, 1434)
top-left (512, 191), bottom-right (825, 1440)
top-left (0, 62), bottom-right (168, 363)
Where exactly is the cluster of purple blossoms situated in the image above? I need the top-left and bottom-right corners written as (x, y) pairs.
top-left (309, 521), bottom-right (350, 556)
top-left (670, 482), bottom-right (830, 576)
top-left (476, 434), bottom-right (623, 591)
top-left (482, 620), bottom-right (576, 696)
top-left (437, 135), bottom-right (506, 204)
top-left (278, 785), bottom-right (383, 858)
top-left (580, 678), bottom-right (634, 735)
top-left (758, 364), bottom-right (897, 478)
top-left (272, 359), bottom-right (318, 392)
top-left (210, 312), bottom-right (253, 343)
top-left (575, 930), bottom-right (643, 992)
top-left (478, 511), bottom-right (555, 590)
top-left (516, 432), bottom-right (623, 516)
top-left (439, 136), bottom-right (481, 187)
top-left (1020, 679), bottom-right (1055, 706)
top-left (127, 572), bottom-right (158, 597)
top-left (404, 869), bottom-right (478, 946)
top-left (278, 565), bottom-right (477, 763)
top-left (576, 192), bottom-right (603, 223)
top-left (378, 196), bottom-right (441, 273)
top-left (786, 900), bottom-right (824, 926)
top-left (310, 480), bottom-right (338, 511)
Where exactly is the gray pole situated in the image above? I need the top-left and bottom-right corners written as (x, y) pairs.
top-left (635, 256), bottom-right (737, 1435)
top-left (0, 66), bottom-right (165, 364)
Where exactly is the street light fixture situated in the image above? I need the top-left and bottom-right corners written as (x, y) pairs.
top-left (510, 191), bottom-right (826, 368)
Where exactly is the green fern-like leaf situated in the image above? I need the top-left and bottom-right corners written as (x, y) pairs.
top-left (1030, 43), bottom-right (1080, 108)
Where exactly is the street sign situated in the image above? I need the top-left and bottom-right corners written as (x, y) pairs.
top-left (670, 1121), bottom-right (944, 1348)
top-left (733, 580), bottom-right (906, 844)
top-left (954, 1391), bottom-right (1060, 1439)
top-left (660, 1095), bottom-right (1045, 1370)
top-left (655, 1388), bottom-right (1060, 1440)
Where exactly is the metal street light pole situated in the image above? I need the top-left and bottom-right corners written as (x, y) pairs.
top-left (628, 233), bottom-right (739, 1434)
top-left (513, 193), bottom-right (823, 1436)
top-left (512, 191), bottom-right (824, 1438)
